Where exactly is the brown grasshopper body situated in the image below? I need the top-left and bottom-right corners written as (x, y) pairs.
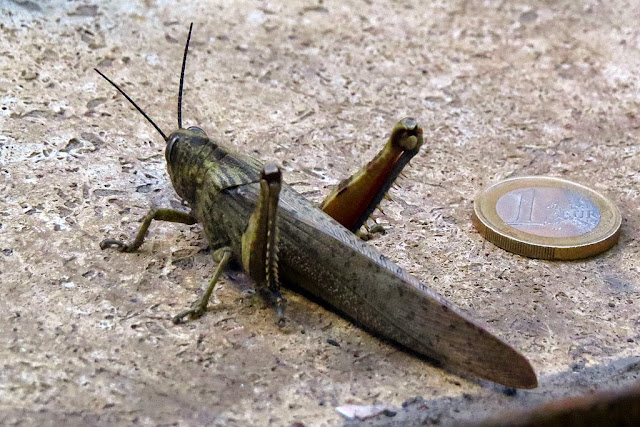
top-left (97, 25), bottom-right (537, 389)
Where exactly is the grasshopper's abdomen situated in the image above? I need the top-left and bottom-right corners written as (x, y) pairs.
top-left (223, 183), bottom-right (537, 389)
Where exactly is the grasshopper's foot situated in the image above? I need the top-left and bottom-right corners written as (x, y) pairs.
top-left (172, 303), bottom-right (207, 324)
top-left (100, 238), bottom-right (135, 252)
top-left (356, 224), bottom-right (386, 241)
top-left (370, 223), bottom-right (386, 235)
top-left (256, 289), bottom-right (286, 326)
top-left (172, 247), bottom-right (233, 325)
top-left (275, 295), bottom-right (286, 327)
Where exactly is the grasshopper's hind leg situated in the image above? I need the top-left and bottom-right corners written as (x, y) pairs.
top-left (241, 163), bottom-right (285, 324)
top-left (319, 118), bottom-right (424, 234)
top-left (174, 163), bottom-right (284, 325)
top-left (172, 247), bottom-right (233, 324)
top-left (100, 208), bottom-right (197, 252)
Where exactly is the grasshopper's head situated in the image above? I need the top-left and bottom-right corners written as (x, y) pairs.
top-left (165, 126), bottom-right (208, 165)
top-left (163, 126), bottom-right (213, 202)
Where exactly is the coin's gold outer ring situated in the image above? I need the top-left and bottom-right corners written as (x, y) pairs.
top-left (472, 176), bottom-right (622, 260)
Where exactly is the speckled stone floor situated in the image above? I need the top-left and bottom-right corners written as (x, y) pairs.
top-left (1, 1), bottom-right (639, 425)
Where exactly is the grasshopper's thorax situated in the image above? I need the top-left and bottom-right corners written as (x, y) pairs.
top-left (165, 126), bottom-right (262, 206)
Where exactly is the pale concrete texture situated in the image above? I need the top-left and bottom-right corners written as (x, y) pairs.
top-left (1, 0), bottom-right (639, 425)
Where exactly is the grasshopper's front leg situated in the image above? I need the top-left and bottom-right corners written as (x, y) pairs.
top-left (241, 163), bottom-right (285, 324)
top-left (100, 208), bottom-right (197, 252)
top-left (101, 207), bottom-right (233, 324)
top-left (320, 118), bottom-right (424, 234)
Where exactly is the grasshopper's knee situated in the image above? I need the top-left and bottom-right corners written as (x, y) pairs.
top-left (262, 163), bottom-right (282, 184)
top-left (391, 117), bottom-right (424, 152)
top-left (213, 247), bottom-right (233, 263)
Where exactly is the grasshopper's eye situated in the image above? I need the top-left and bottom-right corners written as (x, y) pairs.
top-left (188, 126), bottom-right (206, 136)
top-left (166, 134), bottom-right (181, 163)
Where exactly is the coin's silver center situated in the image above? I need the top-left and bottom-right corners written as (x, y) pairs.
top-left (496, 187), bottom-right (600, 238)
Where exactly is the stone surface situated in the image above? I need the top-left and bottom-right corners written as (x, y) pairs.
top-left (1, 1), bottom-right (639, 425)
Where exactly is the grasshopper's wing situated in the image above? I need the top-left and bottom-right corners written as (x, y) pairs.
top-left (284, 190), bottom-right (536, 388)
top-left (228, 184), bottom-right (537, 388)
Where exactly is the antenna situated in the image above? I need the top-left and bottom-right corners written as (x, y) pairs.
top-left (177, 23), bottom-right (194, 129)
top-left (94, 68), bottom-right (168, 141)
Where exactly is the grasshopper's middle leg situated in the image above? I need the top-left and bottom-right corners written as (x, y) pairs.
top-left (241, 163), bottom-right (285, 324)
top-left (172, 246), bottom-right (233, 324)
top-left (319, 118), bottom-right (424, 234)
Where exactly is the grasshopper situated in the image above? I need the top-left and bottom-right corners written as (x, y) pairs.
top-left (97, 24), bottom-right (537, 389)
